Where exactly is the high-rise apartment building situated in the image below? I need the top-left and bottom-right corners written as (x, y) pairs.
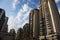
top-left (39, 0), bottom-right (55, 40)
top-left (29, 9), bottom-right (39, 40)
top-left (29, 0), bottom-right (60, 40)
top-left (39, 0), bottom-right (60, 40)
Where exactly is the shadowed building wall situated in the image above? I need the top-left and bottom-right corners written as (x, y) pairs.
top-left (23, 23), bottom-right (30, 40)
top-left (16, 28), bottom-right (23, 40)
top-left (0, 8), bottom-right (16, 40)
top-left (29, 9), bottom-right (39, 40)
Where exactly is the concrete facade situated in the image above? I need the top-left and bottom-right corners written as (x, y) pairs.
top-left (29, 9), bottom-right (39, 40)
top-left (29, 0), bottom-right (60, 40)
top-left (39, 0), bottom-right (60, 40)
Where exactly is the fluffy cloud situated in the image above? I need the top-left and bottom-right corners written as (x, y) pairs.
top-left (8, 4), bottom-right (32, 31)
top-left (8, 15), bottom-right (15, 31)
top-left (22, 4), bottom-right (29, 11)
top-left (23, 11), bottom-right (29, 20)
top-left (55, 0), bottom-right (60, 3)
top-left (16, 9), bottom-right (23, 22)
top-left (12, 0), bottom-right (19, 9)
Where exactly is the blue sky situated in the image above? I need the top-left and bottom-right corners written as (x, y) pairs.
top-left (0, 0), bottom-right (60, 31)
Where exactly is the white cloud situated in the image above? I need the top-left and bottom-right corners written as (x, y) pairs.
top-left (22, 4), bottom-right (29, 11)
top-left (23, 11), bottom-right (29, 20)
top-left (16, 4), bottom-right (32, 21)
top-left (8, 15), bottom-right (15, 31)
top-left (22, 4), bottom-right (32, 20)
top-left (8, 3), bottom-right (32, 31)
top-left (16, 9), bottom-right (23, 21)
top-left (23, 10), bottom-right (31, 21)
top-left (55, 0), bottom-right (60, 3)
top-left (12, 0), bottom-right (19, 9)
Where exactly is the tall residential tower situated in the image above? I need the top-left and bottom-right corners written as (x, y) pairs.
top-left (29, 0), bottom-right (60, 40)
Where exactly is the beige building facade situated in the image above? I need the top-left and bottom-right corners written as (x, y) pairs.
top-left (29, 0), bottom-right (60, 40)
